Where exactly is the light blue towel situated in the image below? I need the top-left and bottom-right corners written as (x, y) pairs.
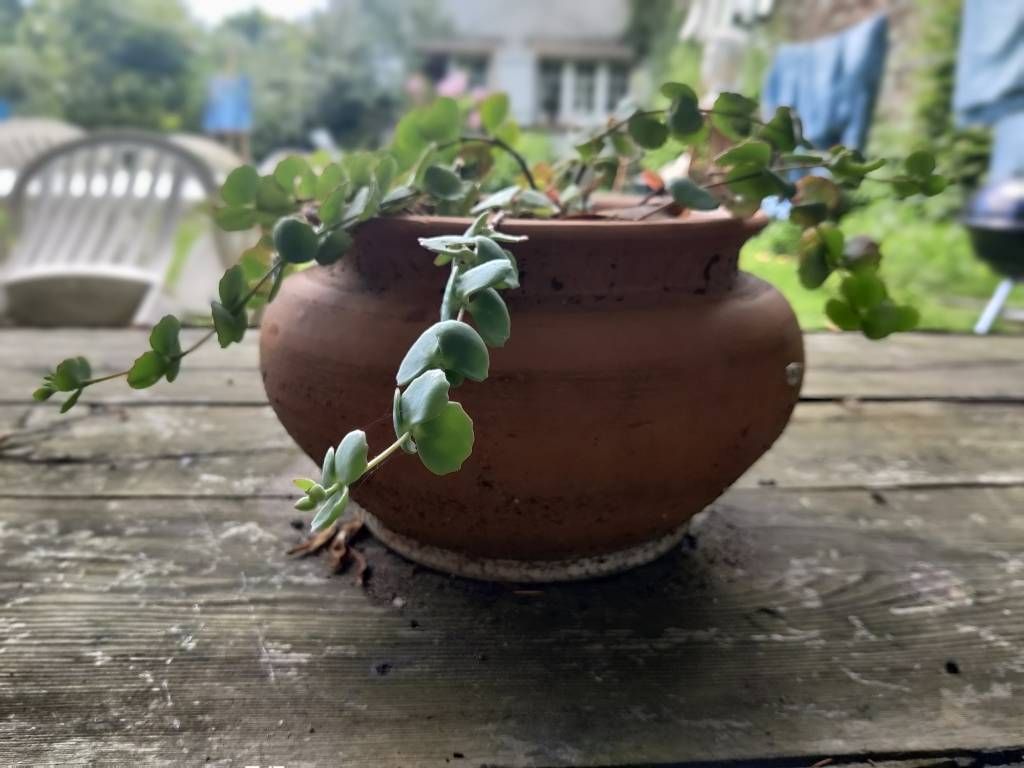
top-left (761, 13), bottom-right (888, 151)
top-left (203, 75), bottom-right (253, 134)
top-left (989, 110), bottom-right (1024, 182)
top-left (954, 0), bottom-right (1024, 127)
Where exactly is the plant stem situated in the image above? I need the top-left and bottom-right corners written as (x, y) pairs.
top-left (80, 261), bottom-right (283, 390)
top-left (365, 433), bottom-right (412, 474)
top-left (700, 164), bottom-right (824, 191)
top-left (445, 135), bottom-right (539, 191)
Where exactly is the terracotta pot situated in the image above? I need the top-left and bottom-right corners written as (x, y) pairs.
top-left (260, 210), bottom-right (804, 581)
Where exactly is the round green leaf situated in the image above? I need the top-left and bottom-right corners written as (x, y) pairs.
top-left (127, 350), bottom-right (168, 389)
top-left (921, 174), bottom-right (948, 196)
top-left (311, 486), bottom-right (349, 532)
top-left (221, 165), bottom-right (259, 206)
top-left (255, 176), bottom-right (295, 214)
top-left (375, 155), bottom-right (398, 192)
top-left (218, 265), bottom-right (246, 309)
top-left (628, 114), bottom-right (669, 149)
top-left (660, 82), bottom-right (697, 101)
top-left (423, 165), bottom-right (465, 201)
top-left (840, 272), bottom-right (887, 312)
top-left (825, 298), bottom-right (861, 331)
top-left (51, 357), bottom-right (92, 391)
top-left (458, 260), bottom-right (518, 297)
top-left (797, 230), bottom-right (833, 289)
top-left (316, 163), bottom-right (345, 201)
top-left (669, 178), bottom-right (719, 210)
top-left (396, 320), bottom-right (490, 387)
top-left (401, 369), bottom-right (451, 426)
top-left (862, 302), bottom-right (919, 340)
top-left (817, 223), bottom-right (845, 267)
top-left (273, 155), bottom-right (315, 198)
top-left (727, 163), bottom-right (794, 200)
top-left (467, 287), bottom-right (510, 347)
top-left (841, 236), bottom-right (883, 272)
top-left (315, 228), bottom-right (353, 266)
top-left (418, 97), bottom-right (461, 142)
top-left (710, 92), bottom-right (758, 140)
top-left (396, 327), bottom-right (443, 387)
top-left (149, 315), bottom-right (181, 357)
top-left (796, 176), bottom-right (842, 212)
top-left (334, 429), bottom-right (369, 485)
top-left (214, 206), bottom-right (257, 232)
top-left (319, 187), bottom-right (347, 226)
top-left (789, 202), bottom-right (829, 228)
top-left (273, 217), bottom-right (319, 264)
top-left (905, 150), bottom-right (936, 177)
top-left (715, 140), bottom-right (772, 168)
top-left (758, 107), bottom-right (796, 151)
top-left (411, 402), bottom-right (474, 475)
top-left (211, 301), bottom-right (247, 347)
top-left (480, 92), bottom-right (509, 133)
top-left (667, 91), bottom-right (703, 136)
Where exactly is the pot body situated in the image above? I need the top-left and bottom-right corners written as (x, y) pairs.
top-left (260, 212), bottom-right (804, 570)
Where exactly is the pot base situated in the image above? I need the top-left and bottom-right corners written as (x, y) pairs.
top-left (356, 505), bottom-right (691, 583)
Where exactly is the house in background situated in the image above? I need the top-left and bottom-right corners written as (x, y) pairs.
top-left (419, 0), bottom-right (634, 129)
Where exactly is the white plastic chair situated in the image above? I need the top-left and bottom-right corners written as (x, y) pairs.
top-left (0, 118), bottom-right (85, 198)
top-left (1, 131), bottom-right (231, 326)
top-left (170, 133), bottom-right (244, 181)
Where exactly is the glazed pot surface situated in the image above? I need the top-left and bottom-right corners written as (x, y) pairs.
top-left (260, 211), bottom-right (804, 569)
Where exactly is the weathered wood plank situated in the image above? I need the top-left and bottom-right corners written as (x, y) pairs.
top-left (2, 331), bottom-right (1024, 405)
top-left (2, 487), bottom-right (1024, 766)
top-left (2, 400), bottom-right (1023, 497)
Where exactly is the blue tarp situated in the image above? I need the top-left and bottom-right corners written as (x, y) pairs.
top-left (954, 0), bottom-right (1024, 127)
top-left (202, 75), bottom-right (252, 134)
top-left (761, 13), bottom-right (888, 152)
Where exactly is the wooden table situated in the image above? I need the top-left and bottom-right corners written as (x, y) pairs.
top-left (3, 329), bottom-right (1024, 767)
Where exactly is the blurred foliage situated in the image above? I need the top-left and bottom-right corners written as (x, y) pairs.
top-left (743, 179), bottom-right (1017, 333)
top-left (9, 0), bottom-right (200, 130)
top-left (0, 0), bottom-right (438, 157)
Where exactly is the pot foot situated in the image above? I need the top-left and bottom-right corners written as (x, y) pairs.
top-left (355, 505), bottom-right (691, 583)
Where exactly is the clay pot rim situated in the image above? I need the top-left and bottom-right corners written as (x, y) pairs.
top-left (387, 208), bottom-right (769, 236)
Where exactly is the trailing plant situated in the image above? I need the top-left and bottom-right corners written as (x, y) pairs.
top-left (33, 84), bottom-right (945, 532)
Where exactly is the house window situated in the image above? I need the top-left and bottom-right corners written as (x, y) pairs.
top-left (607, 63), bottom-right (629, 111)
top-left (422, 53), bottom-right (490, 91)
top-left (573, 61), bottom-right (596, 114)
top-left (453, 55), bottom-right (489, 89)
top-left (538, 59), bottom-right (562, 125)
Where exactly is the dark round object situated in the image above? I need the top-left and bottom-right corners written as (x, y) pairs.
top-left (963, 177), bottom-right (1024, 278)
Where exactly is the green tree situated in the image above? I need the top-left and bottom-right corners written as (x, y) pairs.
top-left (13, 0), bottom-right (199, 130)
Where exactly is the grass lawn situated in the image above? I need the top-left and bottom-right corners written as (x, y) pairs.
top-left (741, 194), bottom-right (1024, 333)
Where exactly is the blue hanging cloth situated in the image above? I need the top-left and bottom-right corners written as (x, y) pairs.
top-left (761, 13), bottom-right (888, 152)
top-left (954, 0), bottom-right (1024, 127)
top-left (202, 74), bottom-right (253, 134)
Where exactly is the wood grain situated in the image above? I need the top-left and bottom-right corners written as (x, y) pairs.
top-left (2, 488), bottom-right (1024, 766)
top-left (2, 400), bottom-right (1023, 497)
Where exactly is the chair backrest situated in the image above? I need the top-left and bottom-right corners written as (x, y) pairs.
top-left (5, 131), bottom-right (227, 279)
top-left (0, 118), bottom-right (85, 172)
top-left (170, 133), bottom-right (244, 180)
